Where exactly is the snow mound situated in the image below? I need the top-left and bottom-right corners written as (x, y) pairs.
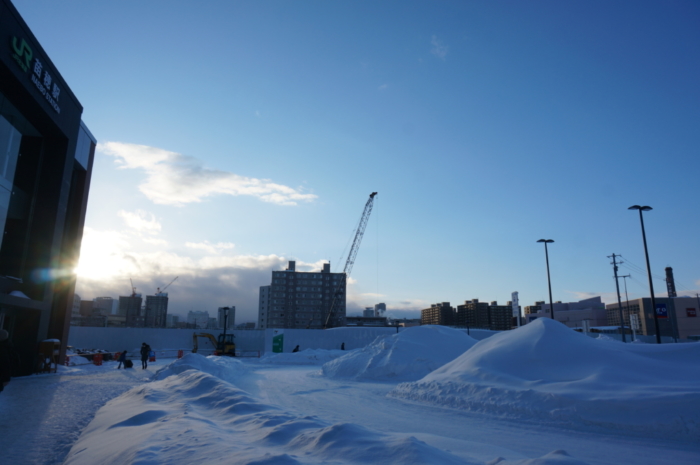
top-left (64, 355), bottom-right (91, 366)
top-left (153, 353), bottom-right (247, 384)
top-left (322, 325), bottom-right (478, 382)
top-left (259, 348), bottom-right (347, 366)
top-left (488, 450), bottom-right (589, 465)
top-left (63, 367), bottom-right (479, 464)
top-left (390, 318), bottom-right (700, 440)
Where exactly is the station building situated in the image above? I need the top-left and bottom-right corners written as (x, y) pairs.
top-left (0, 0), bottom-right (95, 375)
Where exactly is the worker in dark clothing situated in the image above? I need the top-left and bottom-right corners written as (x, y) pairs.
top-left (292, 345), bottom-right (300, 353)
top-left (341, 342), bottom-right (345, 350)
top-left (117, 350), bottom-right (127, 369)
top-left (0, 330), bottom-right (10, 393)
top-left (140, 343), bottom-right (150, 369)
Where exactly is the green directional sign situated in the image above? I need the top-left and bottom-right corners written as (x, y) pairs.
top-left (272, 330), bottom-right (284, 353)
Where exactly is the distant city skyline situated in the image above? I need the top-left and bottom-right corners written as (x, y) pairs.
top-left (13, 0), bottom-right (700, 323)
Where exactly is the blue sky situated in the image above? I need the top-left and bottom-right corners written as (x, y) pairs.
top-left (13, 0), bottom-right (700, 322)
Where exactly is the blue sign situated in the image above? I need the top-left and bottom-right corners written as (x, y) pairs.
top-left (656, 303), bottom-right (668, 319)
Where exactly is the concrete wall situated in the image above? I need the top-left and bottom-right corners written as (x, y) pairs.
top-left (68, 327), bottom-right (264, 356)
top-left (68, 325), bottom-right (502, 358)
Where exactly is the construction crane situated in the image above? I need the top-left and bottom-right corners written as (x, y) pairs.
top-left (157, 276), bottom-right (178, 295)
top-left (323, 192), bottom-right (377, 329)
top-left (129, 278), bottom-right (137, 297)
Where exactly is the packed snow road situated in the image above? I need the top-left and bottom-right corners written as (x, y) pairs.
top-left (249, 364), bottom-right (699, 465)
top-left (0, 361), bottom-right (158, 464)
top-left (3, 323), bottom-right (700, 464)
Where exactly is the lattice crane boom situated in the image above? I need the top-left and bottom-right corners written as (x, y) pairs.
top-left (157, 276), bottom-right (178, 294)
top-left (324, 192), bottom-right (377, 329)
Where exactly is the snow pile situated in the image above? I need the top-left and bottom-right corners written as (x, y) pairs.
top-left (64, 355), bottom-right (91, 366)
top-left (390, 319), bottom-right (700, 440)
top-left (322, 325), bottom-right (478, 382)
top-left (63, 365), bottom-right (474, 464)
top-left (259, 348), bottom-right (347, 366)
top-left (153, 353), bottom-right (247, 383)
top-left (63, 353), bottom-right (589, 465)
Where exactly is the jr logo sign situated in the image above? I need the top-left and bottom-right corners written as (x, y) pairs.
top-left (11, 36), bottom-right (33, 72)
top-left (655, 303), bottom-right (668, 319)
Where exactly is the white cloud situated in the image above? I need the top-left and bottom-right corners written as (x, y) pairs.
top-left (431, 35), bottom-right (448, 60)
top-left (118, 209), bottom-right (161, 234)
top-left (98, 141), bottom-right (318, 207)
top-left (185, 241), bottom-right (235, 254)
top-left (142, 237), bottom-right (168, 246)
top-left (378, 84), bottom-right (388, 91)
top-left (76, 227), bottom-right (291, 322)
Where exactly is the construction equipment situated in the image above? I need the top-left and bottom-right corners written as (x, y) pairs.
top-left (156, 276), bottom-right (178, 294)
top-left (323, 192), bottom-right (377, 329)
top-left (192, 332), bottom-right (236, 356)
top-left (129, 278), bottom-right (137, 297)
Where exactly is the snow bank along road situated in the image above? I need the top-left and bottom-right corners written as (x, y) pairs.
top-left (2, 322), bottom-right (700, 464)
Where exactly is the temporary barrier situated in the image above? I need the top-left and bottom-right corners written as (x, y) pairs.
top-left (93, 353), bottom-right (103, 366)
top-left (64, 356), bottom-right (70, 366)
top-left (177, 350), bottom-right (184, 359)
top-left (149, 350), bottom-right (156, 362)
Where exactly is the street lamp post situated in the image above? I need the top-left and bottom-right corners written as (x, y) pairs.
top-left (537, 239), bottom-right (555, 320)
top-left (628, 205), bottom-right (661, 344)
top-left (222, 307), bottom-right (230, 341)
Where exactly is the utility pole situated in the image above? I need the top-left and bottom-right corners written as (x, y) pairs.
top-left (609, 253), bottom-right (627, 342)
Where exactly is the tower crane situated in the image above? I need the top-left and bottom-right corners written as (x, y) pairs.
top-left (157, 276), bottom-right (178, 295)
top-left (323, 192), bottom-right (377, 329)
top-left (129, 278), bottom-right (137, 297)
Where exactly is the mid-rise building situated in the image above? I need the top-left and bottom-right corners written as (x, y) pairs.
top-left (346, 316), bottom-right (389, 326)
top-left (120, 294), bottom-right (143, 327)
top-left (79, 300), bottom-right (94, 317)
top-left (187, 310), bottom-right (209, 329)
top-left (606, 296), bottom-right (700, 340)
top-left (420, 302), bottom-right (454, 326)
top-left (70, 294), bottom-right (82, 326)
top-left (258, 260), bottom-right (346, 329)
top-left (456, 299), bottom-right (513, 330)
top-left (363, 307), bottom-right (375, 317)
top-left (94, 296), bottom-right (117, 316)
top-left (393, 318), bottom-right (420, 327)
top-left (258, 285), bottom-right (271, 329)
top-left (374, 303), bottom-right (386, 316)
top-left (144, 293), bottom-right (168, 328)
top-left (0, 0), bottom-right (96, 374)
top-left (166, 314), bottom-right (179, 328)
top-left (526, 297), bottom-right (607, 328)
top-left (524, 301), bottom-right (544, 316)
top-left (218, 306), bottom-right (235, 329)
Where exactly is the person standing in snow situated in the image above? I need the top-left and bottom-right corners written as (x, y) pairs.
top-left (0, 330), bottom-right (10, 393)
top-left (117, 350), bottom-right (127, 369)
top-left (341, 342), bottom-right (345, 350)
top-left (140, 343), bottom-right (151, 369)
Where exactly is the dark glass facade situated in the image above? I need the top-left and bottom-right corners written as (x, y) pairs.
top-left (0, 0), bottom-right (95, 375)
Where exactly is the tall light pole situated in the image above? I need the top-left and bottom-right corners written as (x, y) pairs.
top-left (621, 274), bottom-right (633, 341)
top-left (628, 205), bottom-right (661, 344)
top-left (537, 239), bottom-right (555, 320)
top-left (221, 307), bottom-right (230, 340)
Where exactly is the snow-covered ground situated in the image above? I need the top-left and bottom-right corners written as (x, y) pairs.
top-left (1, 320), bottom-right (699, 464)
